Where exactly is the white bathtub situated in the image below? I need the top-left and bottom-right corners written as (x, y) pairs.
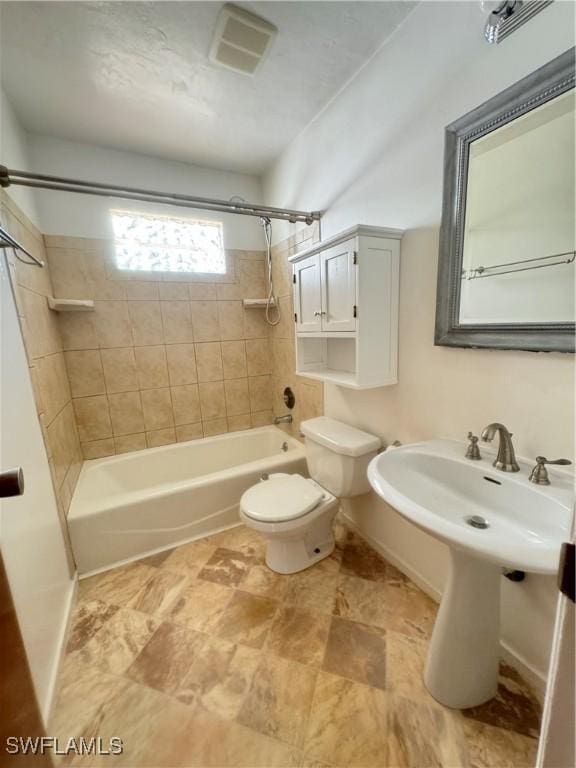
top-left (68, 426), bottom-right (306, 575)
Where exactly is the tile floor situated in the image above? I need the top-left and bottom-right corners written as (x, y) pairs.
top-left (51, 519), bottom-right (542, 767)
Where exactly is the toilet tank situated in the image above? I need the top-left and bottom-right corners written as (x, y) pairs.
top-left (300, 417), bottom-right (381, 497)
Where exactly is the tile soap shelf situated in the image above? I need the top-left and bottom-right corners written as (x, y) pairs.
top-left (48, 297), bottom-right (95, 312)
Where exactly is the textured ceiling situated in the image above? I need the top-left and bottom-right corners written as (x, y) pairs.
top-left (0, 1), bottom-right (416, 174)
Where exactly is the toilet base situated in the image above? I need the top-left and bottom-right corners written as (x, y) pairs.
top-left (266, 528), bottom-right (336, 574)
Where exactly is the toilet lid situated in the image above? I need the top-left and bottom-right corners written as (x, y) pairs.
top-left (241, 475), bottom-right (324, 523)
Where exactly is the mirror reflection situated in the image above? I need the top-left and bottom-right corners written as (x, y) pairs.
top-left (459, 89), bottom-right (575, 325)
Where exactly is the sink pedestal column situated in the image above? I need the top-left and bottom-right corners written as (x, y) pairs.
top-left (424, 548), bottom-right (501, 709)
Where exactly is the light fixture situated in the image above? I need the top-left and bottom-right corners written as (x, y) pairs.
top-left (483, 0), bottom-right (554, 44)
top-left (209, 4), bottom-right (277, 76)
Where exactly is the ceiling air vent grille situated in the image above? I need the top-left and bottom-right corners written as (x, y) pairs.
top-left (209, 4), bottom-right (277, 76)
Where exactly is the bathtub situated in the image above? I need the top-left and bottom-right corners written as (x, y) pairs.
top-left (68, 426), bottom-right (306, 575)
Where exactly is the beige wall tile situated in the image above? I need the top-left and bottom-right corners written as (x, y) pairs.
top-left (166, 344), bottom-right (198, 386)
top-left (37, 352), bottom-right (71, 424)
top-left (141, 388), bottom-right (174, 430)
top-left (221, 341), bottom-right (247, 379)
top-left (191, 301), bottom-right (220, 341)
top-left (228, 414), bottom-right (252, 432)
top-left (47, 248), bottom-right (91, 299)
top-left (134, 345), bottom-right (169, 389)
top-left (195, 342), bottom-right (223, 383)
top-left (202, 417), bottom-right (228, 436)
top-left (65, 350), bottom-right (105, 398)
top-left (243, 306), bottom-right (268, 339)
top-left (199, 382), bottom-right (227, 421)
top-left (161, 302), bottom-right (193, 343)
top-left (58, 313), bottom-right (98, 351)
top-left (249, 375), bottom-right (273, 412)
top-left (21, 288), bottom-right (62, 358)
top-left (115, 433), bottom-right (146, 454)
top-left (216, 282), bottom-right (244, 301)
top-left (218, 301), bottom-right (244, 341)
top-left (81, 438), bottom-right (115, 460)
top-left (46, 402), bottom-right (80, 489)
top-left (159, 283), bottom-right (188, 301)
top-left (101, 348), bottom-right (138, 393)
top-left (73, 395), bottom-right (113, 441)
top-left (125, 282), bottom-right (159, 300)
top-left (188, 284), bottom-right (217, 301)
top-left (128, 300), bottom-right (163, 346)
top-left (246, 339), bottom-right (272, 376)
top-left (94, 301), bottom-right (133, 348)
top-left (176, 422), bottom-right (203, 442)
top-left (146, 427), bottom-right (176, 448)
top-left (224, 378), bottom-right (250, 416)
top-left (251, 410), bottom-right (274, 427)
top-left (108, 391), bottom-right (145, 436)
top-left (239, 260), bottom-right (266, 296)
top-left (170, 385), bottom-right (201, 426)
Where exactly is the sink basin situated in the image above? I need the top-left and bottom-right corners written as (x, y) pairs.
top-left (368, 439), bottom-right (572, 574)
top-left (367, 438), bottom-right (574, 709)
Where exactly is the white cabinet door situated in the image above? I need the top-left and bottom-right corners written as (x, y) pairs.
top-left (294, 254), bottom-right (322, 332)
top-left (320, 240), bottom-right (356, 331)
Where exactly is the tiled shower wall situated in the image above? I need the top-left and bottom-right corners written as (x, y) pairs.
top-left (45, 236), bottom-right (275, 458)
top-left (0, 192), bottom-right (81, 555)
top-left (270, 224), bottom-right (324, 438)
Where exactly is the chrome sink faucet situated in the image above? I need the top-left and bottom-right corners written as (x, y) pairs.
top-left (481, 422), bottom-right (520, 472)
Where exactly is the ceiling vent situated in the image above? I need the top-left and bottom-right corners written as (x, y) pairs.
top-left (209, 4), bottom-right (277, 76)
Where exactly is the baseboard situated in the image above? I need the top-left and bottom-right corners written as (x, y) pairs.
top-left (342, 513), bottom-right (547, 700)
top-left (42, 572), bottom-right (78, 726)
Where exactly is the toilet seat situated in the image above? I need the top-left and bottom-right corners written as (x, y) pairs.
top-left (240, 474), bottom-right (324, 523)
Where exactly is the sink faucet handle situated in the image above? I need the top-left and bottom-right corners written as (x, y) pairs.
top-left (465, 432), bottom-right (482, 460)
top-left (528, 456), bottom-right (572, 485)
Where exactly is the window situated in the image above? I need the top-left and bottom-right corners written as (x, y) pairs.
top-left (111, 210), bottom-right (226, 274)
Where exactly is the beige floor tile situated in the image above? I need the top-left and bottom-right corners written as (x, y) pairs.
top-left (49, 657), bottom-right (130, 740)
top-left (78, 561), bottom-right (157, 606)
top-left (239, 564), bottom-right (291, 600)
top-left (207, 524), bottom-right (266, 563)
top-left (462, 719), bottom-right (538, 768)
top-left (170, 709), bottom-right (302, 767)
top-left (65, 599), bottom-right (118, 653)
top-left (198, 547), bottom-right (254, 586)
top-left (167, 578), bottom-right (235, 633)
top-left (386, 694), bottom-right (469, 768)
top-left (462, 662), bottom-right (542, 738)
top-left (322, 616), bottom-right (386, 690)
top-left (128, 567), bottom-right (189, 617)
top-left (126, 621), bottom-right (206, 694)
top-left (283, 568), bottom-right (339, 615)
top-left (215, 590), bottom-right (279, 648)
top-left (340, 534), bottom-right (389, 582)
top-left (161, 538), bottom-right (217, 575)
top-left (68, 608), bottom-right (158, 676)
top-left (176, 635), bottom-right (261, 718)
top-left (266, 605), bottom-right (331, 667)
top-left (385, 630), bottom-right (431, 702)
top-left (238, 654), bottom-right (318, 748)
top-left (66, 678), bottom-right (198, 768)
top-left (304, 671), bottom-right (388, 767)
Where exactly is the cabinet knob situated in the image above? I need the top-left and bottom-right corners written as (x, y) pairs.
top-left (314, 311), bottom-right (326, 317)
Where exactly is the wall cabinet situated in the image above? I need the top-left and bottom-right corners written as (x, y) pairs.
top-left (290, 225), bottom-right (402, 389)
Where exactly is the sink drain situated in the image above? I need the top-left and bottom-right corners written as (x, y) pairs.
top-left (466, 515), bottom-right (489, 529)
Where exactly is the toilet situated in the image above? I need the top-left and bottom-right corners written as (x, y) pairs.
top-left (240, 416), bottom-right (381, 574)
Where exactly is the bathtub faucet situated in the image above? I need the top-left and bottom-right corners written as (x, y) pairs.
top-left (274, 414), bottom-right (293, 425)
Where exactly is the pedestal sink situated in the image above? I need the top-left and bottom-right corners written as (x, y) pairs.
top-left (367, 439), bottom-right (573, 709)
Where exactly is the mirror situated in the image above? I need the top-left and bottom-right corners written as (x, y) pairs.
top-left (435, 47), bottom-right (575, 352)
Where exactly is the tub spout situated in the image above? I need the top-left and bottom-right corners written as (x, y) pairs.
top-left (274, 414), bottom-right (293, 425)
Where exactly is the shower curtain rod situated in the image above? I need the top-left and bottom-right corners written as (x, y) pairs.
top-left (0, 166), bottom-right (322, 225)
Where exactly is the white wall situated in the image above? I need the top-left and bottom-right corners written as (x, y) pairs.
top-left (27, 134), bottom-right (266, 250)
top-left (0, 87), bottom-right (38, 222)
top-left (264, 1), bottom-right (575, 683)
